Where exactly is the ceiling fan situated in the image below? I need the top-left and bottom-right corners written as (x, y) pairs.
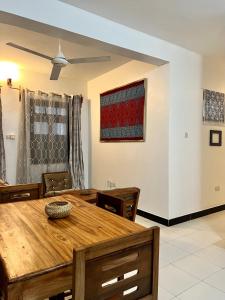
top-left (6, 42), bottom-right (111, 80)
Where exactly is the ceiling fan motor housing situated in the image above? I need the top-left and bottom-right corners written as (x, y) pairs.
top-left (52, 57), bottom-right (68, 66)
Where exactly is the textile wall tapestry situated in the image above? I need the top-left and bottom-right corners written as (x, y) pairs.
top-left (100, 79), bottom-right (146, 142)
top-left (203, 89), bottom-right (224, 123)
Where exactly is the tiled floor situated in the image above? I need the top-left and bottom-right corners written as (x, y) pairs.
top-left (135, 211), bottom-right (225, 300)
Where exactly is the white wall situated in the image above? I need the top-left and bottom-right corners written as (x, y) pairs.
top-left (1, 88), bottom-right (20, 185)
top-left (88, 61), bottom-right (170, 218)
top-left (203, 57), bottom-right (225, 93)
top-left (202, 57), bottom-right (225, 209)
top-left (1, 69), bottom-right (90, 186)
top-left (88, 57), bottom-right (203, 220)
top-left (1, 0), bottom-right (203, 219)
top-left (169, 54), bottom-right (202, 218)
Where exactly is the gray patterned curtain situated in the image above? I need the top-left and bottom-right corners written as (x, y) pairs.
top-left (68, 95), bottom-right (84, 189)
top-left (17, 90), bottom-right (68, 183)
top-left (16, 89), bottom-right (31, 183)
top-left (0, 90), bottom-right (6, 180)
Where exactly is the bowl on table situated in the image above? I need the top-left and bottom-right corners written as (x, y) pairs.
top-left (79, 189), bottom-right (92, 195)
top-left (45, 201), bottom-right (72, 219)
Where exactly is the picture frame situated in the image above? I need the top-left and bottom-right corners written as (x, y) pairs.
top-left (100, 79), bottom-right (147, 142)
top-left (209, 130), bottom-right (222, 146)
top-left (203, 89), bottom-right (225, 123)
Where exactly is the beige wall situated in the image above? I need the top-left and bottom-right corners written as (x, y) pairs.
top-left (88, 60), bottom-right (170, 218)
top-left (168, 53), bottom-right (202, 218)
top-left (2, 0), bottom-right (203, 219)
top-left (89, 55), bottom-right (202, 219)
top-left (202, 57), bottom-right (225, 209)
top-left (1, 69), bottom-right (90, 186)
top-left (203, 57), bottom-right (225, 93)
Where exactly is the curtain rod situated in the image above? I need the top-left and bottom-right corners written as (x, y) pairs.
top-left (38, 90), bottom-right (48, 96)
top-left (51, 92), bottom-right (62, 97)
top-left (10, 86), bottom-right (21, 91)
top-left (0, 85), bottom-right (22, 101)
top-left (64, 93), bottom-right (71, 98)
top-left (26, 88), bottom-right (35, 93)
top-left (0, 86), bottom-right (83, 101)
top-left (0, 84), bottom-right (22, 91)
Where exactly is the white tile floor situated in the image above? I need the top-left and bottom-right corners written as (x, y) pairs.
top-left (135, 211), bottom-right (225, 300)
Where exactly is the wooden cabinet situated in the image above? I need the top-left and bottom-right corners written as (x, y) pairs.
top-left (0, 183), bottom-right (42, 203)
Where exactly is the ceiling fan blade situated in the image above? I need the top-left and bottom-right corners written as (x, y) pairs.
top-left (6, 42), bottom-right (53, 60)
top-left (68, 56), bottom-right (111, 64)
top-left (50, 64), bottom-right (62, 80)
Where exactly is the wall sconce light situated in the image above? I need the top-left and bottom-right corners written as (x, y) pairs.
top-left (0, 61), bottom-right (19, 86)
top-left (0, 61), bottom-right (21, 100)
top-left (7, 78), bottom-right (13, 87)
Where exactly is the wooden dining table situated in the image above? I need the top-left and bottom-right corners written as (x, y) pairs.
top-left (0, 194), bottom-right (144, 300)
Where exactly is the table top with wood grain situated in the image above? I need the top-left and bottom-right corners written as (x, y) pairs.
top-left (0, 194), bottom-right (144, 285)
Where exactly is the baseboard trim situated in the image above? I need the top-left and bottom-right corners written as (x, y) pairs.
top-left (137, 210), bottom-right (169, 226)
top-left (137, 203), bottom-right (225, 226)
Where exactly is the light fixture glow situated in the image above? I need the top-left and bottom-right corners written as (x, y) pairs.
top-left (0, 61), bottom-right (19, 81)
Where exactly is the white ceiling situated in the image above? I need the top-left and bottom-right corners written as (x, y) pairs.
top-left (0, 23), bottom-right (130, 81)
top-left (60, 0), bottom-right (225, 56)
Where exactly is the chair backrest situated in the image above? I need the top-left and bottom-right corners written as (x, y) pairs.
top-left (97, 187), bottom-right (140, 221)
top-left (0, 183), bottom-right (42, 203)
top-left (73, 226), bottom-right (159, 300)
top-left (42, 171), bottom-right (72, 195)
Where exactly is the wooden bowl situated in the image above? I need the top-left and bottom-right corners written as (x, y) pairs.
top-left (79, 189), bottom-right (92, 195)
top-left (45, 201), bottom-right (72, 219)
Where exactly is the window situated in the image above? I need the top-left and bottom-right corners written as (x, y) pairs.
top-left (30, 98), bottom-right (69, 165)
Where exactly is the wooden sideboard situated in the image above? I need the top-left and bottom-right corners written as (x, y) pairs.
top-left (0, 183), bottom-right (42, 203)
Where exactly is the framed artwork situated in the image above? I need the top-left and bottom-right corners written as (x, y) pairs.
top-left (209, 130), bottom-right (222, 146)
top-left (100, 79), bottom-right (146, 142)
top-left (203, 89), bottom-right (224, 123)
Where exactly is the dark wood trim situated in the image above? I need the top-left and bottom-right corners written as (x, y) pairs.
top-left (210, 129), bottom-right (222, 146)
top-left (168, 214), bottom-right (191, 226)
top-left (190, 204), bottom-right (225, 220)
top-left (0, 183), bottom-right (42, 203)
top-left (137, 203), bottom-right (225, 226)
top-left (137, 209), bottom-right (169, 226)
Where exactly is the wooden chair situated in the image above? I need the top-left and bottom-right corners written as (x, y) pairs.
top-left (73, 226), bottom-right (159, 300)
top-left (49, 291), bottom-right (71, 300)
top-left (97, 187), bottom-right (140, 221)
top-left (0, 178), bottom-right (8, 187)
top-left (0, 183), bottom-right (42, 203)
top-left (42, 171), bottom-right (72, 197)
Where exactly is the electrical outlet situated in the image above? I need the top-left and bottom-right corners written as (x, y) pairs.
top-left (106, 180), bottom-right (116, 189)
top-left (215, 186), bottom-right (220, 192)
top-left (6, 134), bottom-right (16, 140)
